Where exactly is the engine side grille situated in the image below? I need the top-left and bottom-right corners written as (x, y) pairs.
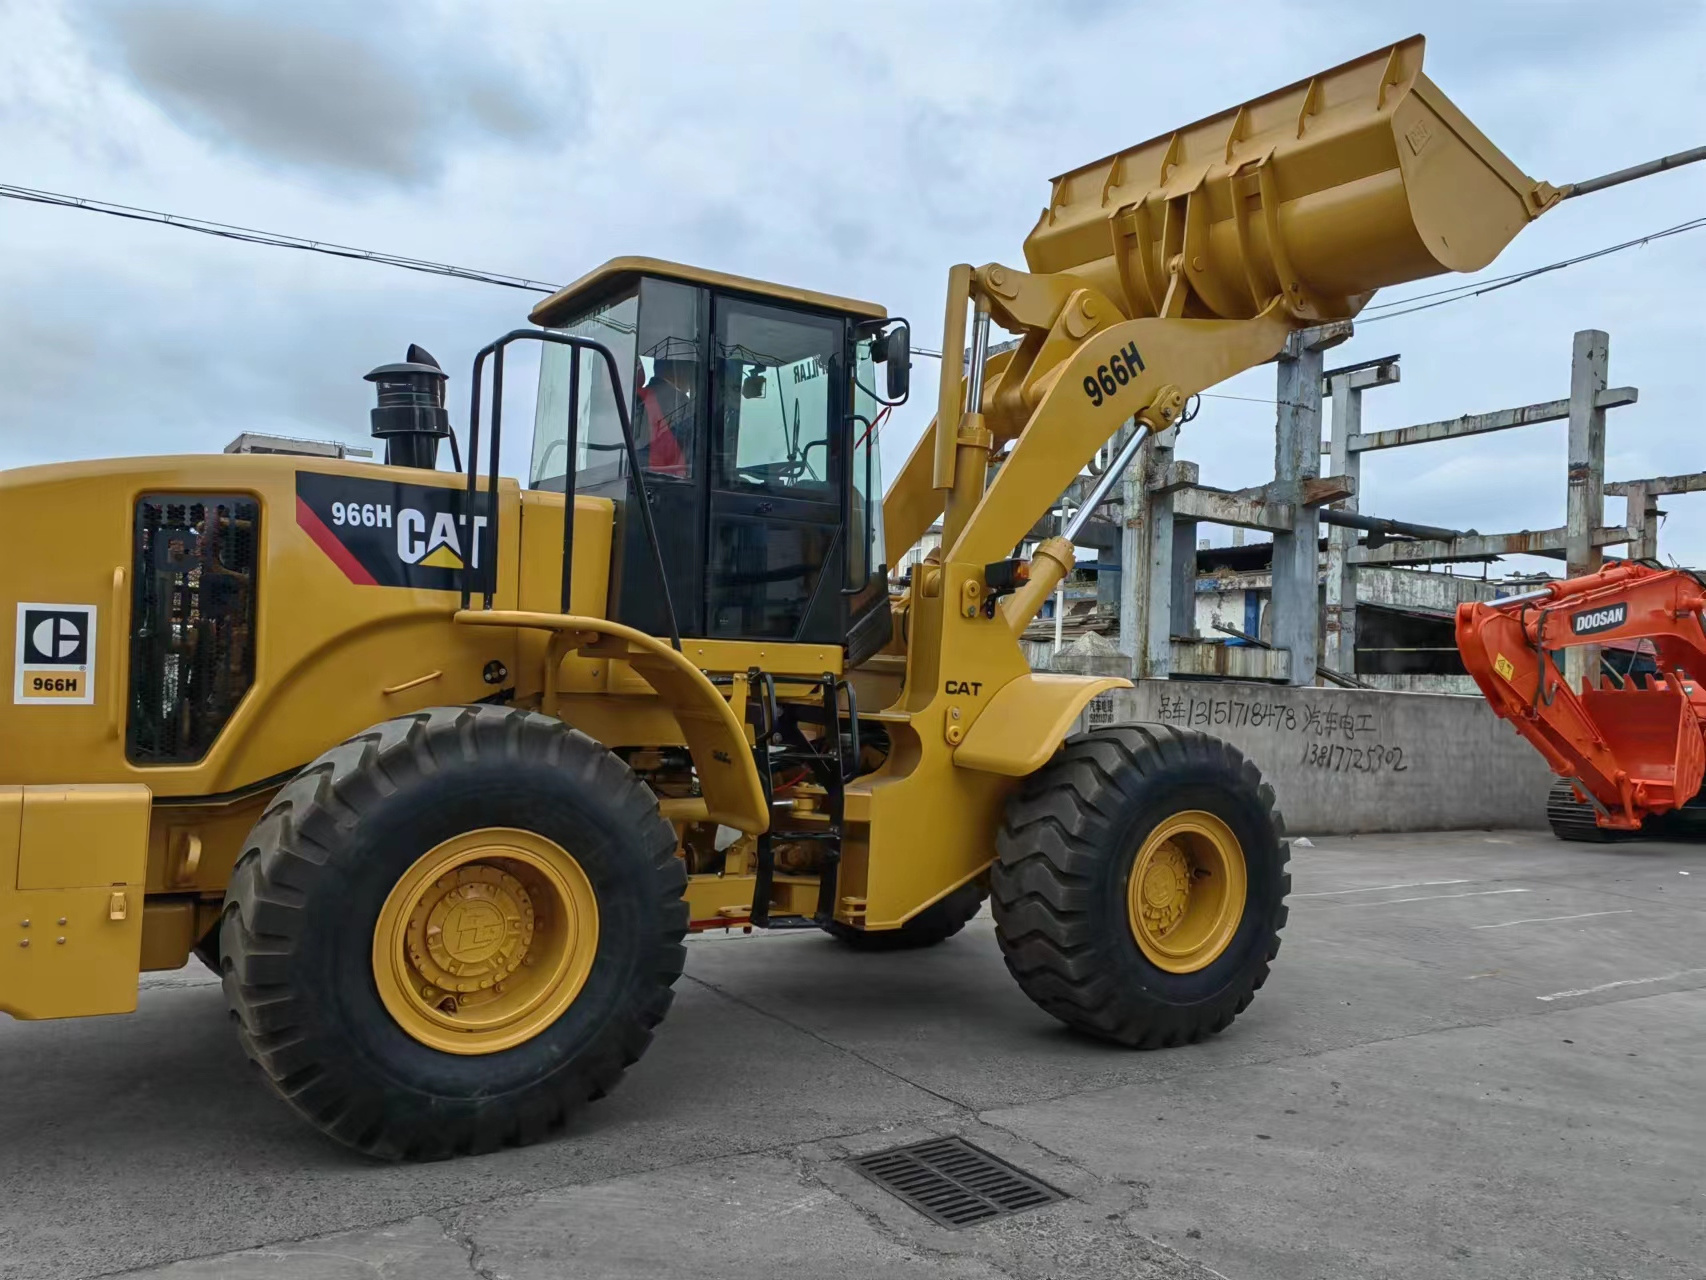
top-left (127, 494), bottom-right (260, 764)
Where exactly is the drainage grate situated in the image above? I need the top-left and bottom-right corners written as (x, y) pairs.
top-left (849, 1137), bottom-right (1066, 1229)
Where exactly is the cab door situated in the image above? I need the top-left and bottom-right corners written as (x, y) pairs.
top-left (705, 297), bottom-right (846, 644)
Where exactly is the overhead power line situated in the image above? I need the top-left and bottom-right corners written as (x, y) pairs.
top-left (0, 183), bottom-right (561, 294)
top-left (1358, 212), bottom-right (1706, 324)
top-left (2, 180), bottom-right (1699, 345)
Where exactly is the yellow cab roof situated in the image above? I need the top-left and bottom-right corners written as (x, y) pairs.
top-left (529, 256), bottom-right (887, 327)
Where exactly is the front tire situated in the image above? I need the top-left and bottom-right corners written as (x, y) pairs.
top-left (220, 705), bottom-right (687, 1159)
top-left (991, 724), bottom-right (1288, 1048)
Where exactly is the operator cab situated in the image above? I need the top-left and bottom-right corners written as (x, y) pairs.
top-left (527, 258), bottom-right (906, 664)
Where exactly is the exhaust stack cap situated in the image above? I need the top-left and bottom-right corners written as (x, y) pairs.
top-left (365, 343), bottom-right (450, 470)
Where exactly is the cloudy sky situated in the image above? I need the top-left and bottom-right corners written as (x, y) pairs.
top-left (2, 0), bottom-right (1703, 573)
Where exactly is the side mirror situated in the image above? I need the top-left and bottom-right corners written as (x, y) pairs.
top-left (882, 324), bottom-right (910, 401)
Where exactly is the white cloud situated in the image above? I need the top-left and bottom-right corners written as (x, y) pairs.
top-left (1, 0), bottom-right (1703, 568)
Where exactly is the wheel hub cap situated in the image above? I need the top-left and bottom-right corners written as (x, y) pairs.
top-left (1139, 844), bottom-right (1191, 937)
top-left (1126, 811), bottom-right (1249, 974)
top-left (372, 828), bottom-right (599, 1055)
top-left (413, 865), bottom-right (535, 992)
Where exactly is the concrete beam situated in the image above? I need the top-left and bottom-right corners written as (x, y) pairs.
top-left (1297, 475), bottom-right (1356, 506)
top-left (1169, 639), bottom-right (1291, 682)
top-left (1350, 524), bottom-right (1633, 566)
top-left (1148, 459), bottom-right (1201, 494)
top-left (1169, 475), bottom-right (1356, 532)
top-left (1605, 471), bottom-right (1706, 497)
top-left (1321, 357), bottom-right (1401, 397)
top-left (1347, 386), bottom-right (1637, 453)
top-left (1172, 487), bottom-right (1293, 531)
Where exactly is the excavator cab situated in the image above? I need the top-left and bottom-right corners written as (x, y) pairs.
top-left (526, 258), bottom-right (904, 663)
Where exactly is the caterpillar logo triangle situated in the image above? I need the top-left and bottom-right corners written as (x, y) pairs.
top-left (420, 543), bottom-right (464, 569)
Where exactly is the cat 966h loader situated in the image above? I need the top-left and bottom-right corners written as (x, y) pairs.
top-left (1, 37), bottom-right (1566, 1157)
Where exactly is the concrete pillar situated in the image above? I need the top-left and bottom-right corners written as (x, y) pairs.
top-left (1171, 516), bottom-right (1198, 640)
top-left (1270, 327), bottom-right (1345, 686)
top-left (1321, 357), bottom-right (1397, 677)
top-left (1117, 432), bottom-right (1143, 662)
top-left (1323, 372), bottom-right (1361, 677)
top-left (1565, 329), bottom-right (1609, 691)
top-left (1624, 483), bottom-right (1661, 561)
top-left (1135, 428), bottom-right (1177, 677)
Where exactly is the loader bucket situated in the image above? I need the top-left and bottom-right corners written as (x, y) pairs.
top-left (1024, 35), bottom-right (1561, 324)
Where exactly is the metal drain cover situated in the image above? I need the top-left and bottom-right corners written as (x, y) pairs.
top-left (849, 1136), bottom-right (1065, 1229)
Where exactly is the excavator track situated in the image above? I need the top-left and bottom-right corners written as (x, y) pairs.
top-left (1545, 778), bottom-right (1626, 843)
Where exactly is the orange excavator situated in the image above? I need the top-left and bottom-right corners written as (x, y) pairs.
top-left (1457, 562), bottom-right (1706, 840)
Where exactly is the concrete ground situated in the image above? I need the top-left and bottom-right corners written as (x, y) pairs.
top-left (0, 829), bottom-right (1701, 1280)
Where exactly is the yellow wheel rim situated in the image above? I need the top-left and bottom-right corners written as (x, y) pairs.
top-left (372, 828), bottom-right (599, 1055)
top-left (1126, 810), bottom-right (1248, 974)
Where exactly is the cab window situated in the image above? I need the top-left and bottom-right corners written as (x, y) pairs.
top-left (713, 299), bottom-right (840, 501)
top-left (631, 278), bottom-right (703, 482)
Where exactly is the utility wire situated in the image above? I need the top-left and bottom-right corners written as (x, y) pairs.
top-left (1358, 212), bottom-right (1706, 323)
top-left (5, 179), bottom-right (1699, 342)
top-left (0, 183), bottom-right (562, 294)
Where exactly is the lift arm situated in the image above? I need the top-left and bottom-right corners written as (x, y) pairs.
top-left (886, 34), bottom-right (1562, 594)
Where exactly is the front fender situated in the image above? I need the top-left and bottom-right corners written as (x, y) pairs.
top-left (953, 673), bottom-right (1130, 777)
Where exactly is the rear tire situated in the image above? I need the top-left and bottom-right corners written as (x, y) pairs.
top-left (220, 705), bottom-right (687, 1160)
top-left (824, 882), bottom-right (985, 951)
top-left (991, 724), bottom-right (1288, 1048)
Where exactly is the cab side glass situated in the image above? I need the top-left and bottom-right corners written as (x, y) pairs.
top-left (632, 278), bottom-right (705, 482)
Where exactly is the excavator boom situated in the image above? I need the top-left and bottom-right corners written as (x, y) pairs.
top-left (1457, 563), bottom-right (1706, 830)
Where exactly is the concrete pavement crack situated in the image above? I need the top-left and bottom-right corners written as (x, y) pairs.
top-left (431, 1211), bottom-right (500, 1280)
top-left (680, 970), bottom-right (979, 1116)
top-left (974, 980), bottom-right (1706, 1116)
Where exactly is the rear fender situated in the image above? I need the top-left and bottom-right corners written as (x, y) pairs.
top-left (455, 611), bottom-right (768, 833)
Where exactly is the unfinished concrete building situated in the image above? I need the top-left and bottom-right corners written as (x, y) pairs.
top-left (1017, 325), bottom-right (1697, 694)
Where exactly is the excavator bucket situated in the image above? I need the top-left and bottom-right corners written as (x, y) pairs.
top-left (1025, 35), bottom-right (1561, 324)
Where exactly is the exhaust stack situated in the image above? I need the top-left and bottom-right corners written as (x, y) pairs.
top-left (365, 343), bottom-right (451, 470)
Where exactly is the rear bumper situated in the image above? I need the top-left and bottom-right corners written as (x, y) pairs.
top-left (0, 784), bottom-right (150, 1019)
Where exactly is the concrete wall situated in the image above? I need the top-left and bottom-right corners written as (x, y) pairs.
top-left (1078, 679), bottom-right (1555, 835)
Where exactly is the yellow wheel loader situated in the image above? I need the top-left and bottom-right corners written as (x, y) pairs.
top-left (0, 38), bottom-right (1567, 1157)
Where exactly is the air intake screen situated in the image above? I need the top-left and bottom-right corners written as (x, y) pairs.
top-left (128, 494), bottom-right (260, 764)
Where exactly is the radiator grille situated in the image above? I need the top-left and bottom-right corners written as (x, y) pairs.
top-left (127, 494), bottom-right (260, 764)
top-left (848, 1137), bottom-right (1064, 1229)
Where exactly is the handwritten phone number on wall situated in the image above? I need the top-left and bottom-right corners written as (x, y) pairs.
top-left (1299, 740), bottom-right (1409, 773)
top-left (1157, 694), bottom-right (1381, 741)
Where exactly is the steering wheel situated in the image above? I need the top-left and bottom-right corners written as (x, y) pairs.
top-left (738, 460), bottom-right (808, 483)
top-left (798, 439), bottom-right (826, 480)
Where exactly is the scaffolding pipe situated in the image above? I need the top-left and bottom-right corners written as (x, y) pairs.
top-left (1563, 145), bottom-right (1706, 199)
top-left (1318, 509), bottom-right (1467, 542)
